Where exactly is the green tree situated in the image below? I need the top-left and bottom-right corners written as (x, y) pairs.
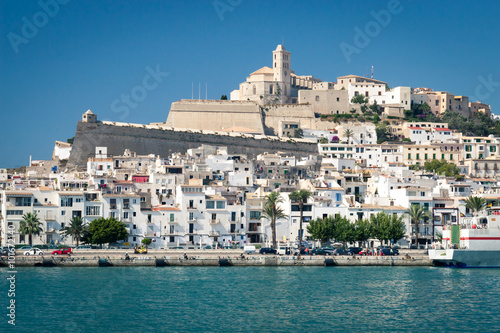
top-left (463, 196), bottom-right (487, 217)
top-left (319, 137), bottom-right (328, 144)
top-left (387, 214), bottom-right (406, 245)
top-left (406, 205), bottom-right (430, 248)
top-left (343, 128), bottom-right (354, 144)
top-left (353, 218), bottom-right (371, 247)
top-left (141, 238), bottom-right (152, 247)
top-left (424, 160), bottom-right (460, 177)
top-left (351, 95), bottom-right (368, 104)
top-left (375, 123), bottom-right (390, 143)
top-left (86, 217), bottom-right (129, 248)
top-left (261, 192), bottom-right (287, 249)
top-left (61, 216), bottom-right (85, 247)
top-left (289, 190), bottom-right (312, 247)
top-left (19, 212), bottom-right (42, 246)
top-left (307, 216), bottom-right (334, 244)
top-left (220, 95), bottom-right (228, 100)
top-left (334, 216), bottom-right (356, 244)
top-left (293, 128), bottom-right (304, 138)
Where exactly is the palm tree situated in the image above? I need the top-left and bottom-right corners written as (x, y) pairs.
top-left (406, 205), bottom-right (430, 248)
top-left (343, 128), bottom-right (353, 144)
top-left (61, 216), bottom-right (86, 247)
top-left (289, 190), bottom-right (312, 248)
top-left (463, 196), bottom-right (487, 217)
top-left (19, 212), bottom-right (42, 246)
top-left (261, 192), bottom-right (287, 249)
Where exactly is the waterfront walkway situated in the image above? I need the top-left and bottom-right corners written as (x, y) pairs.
top-left (1, 249), bottom-right (432, 267)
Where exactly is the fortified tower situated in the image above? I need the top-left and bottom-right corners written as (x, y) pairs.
top-left (272, 45), bottom-right (291, 103)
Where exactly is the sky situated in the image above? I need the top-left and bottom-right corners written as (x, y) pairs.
top-left (1, 0), bottom-right (500, 168)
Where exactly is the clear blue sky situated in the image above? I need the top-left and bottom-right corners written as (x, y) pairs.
top-left (1, 0), bottom-right (500, 168)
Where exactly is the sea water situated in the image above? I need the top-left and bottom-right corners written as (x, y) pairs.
top-left (1, 266), bottom-right (499, 332)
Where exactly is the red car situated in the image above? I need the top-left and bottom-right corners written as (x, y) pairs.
top-left (52, 248), bottom-right (72, 255)
top-left (358, 249), bottom-right (374, 256)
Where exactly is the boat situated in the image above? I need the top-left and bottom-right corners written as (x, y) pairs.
top-left (428, 208), bottom-right (500, 268)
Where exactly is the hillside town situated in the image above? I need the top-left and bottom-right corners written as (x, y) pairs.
top-left (1, 45), bottom-right (498, 251)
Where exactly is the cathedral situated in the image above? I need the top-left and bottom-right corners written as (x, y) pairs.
top-left (230, 45), bottom-right (322, 104)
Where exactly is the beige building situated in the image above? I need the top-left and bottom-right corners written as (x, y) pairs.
top-left (403, 142), bottom-right (463, 165)
top-left (230, 45), bottom-right (321, 104)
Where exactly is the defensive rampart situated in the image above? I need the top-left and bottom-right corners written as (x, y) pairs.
top-left (67, 121), bottom-right (318, 167)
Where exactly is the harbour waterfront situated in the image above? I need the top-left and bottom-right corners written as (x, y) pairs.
top-left (1, 266), bottom-right (500, 332)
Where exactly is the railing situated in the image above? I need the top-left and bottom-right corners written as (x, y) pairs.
top-left (188, 218), bottom-right (197, 222)
top-left (187, 206), bottom-right (197, 210)
top-left (209, 231), bottom-right (220, 236)
top-left (210, 219), bottom-right (220, 225)
top-left (168, 219), bottom-right (178, 224)
top-left (45, 213), bottom-right (56, 220)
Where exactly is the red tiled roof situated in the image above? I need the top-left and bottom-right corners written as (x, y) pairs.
top-left (433, 128), bottom-right (451, 131)
top-left (408, 127), bottom-right (423, 130)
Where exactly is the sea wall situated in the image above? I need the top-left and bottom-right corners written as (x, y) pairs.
top-left (2, 255), bottom-right (432, 267)
top-left (68, 121), bottom-right (319, 167)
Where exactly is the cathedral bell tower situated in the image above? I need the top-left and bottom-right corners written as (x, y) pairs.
top-left (272, 45), bottom-right (291, 103)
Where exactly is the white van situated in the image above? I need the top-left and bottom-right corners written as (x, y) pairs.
top-left (277, 246), bottom-right (298, 255)
top-left (243, 245), bottom-right (256, 254)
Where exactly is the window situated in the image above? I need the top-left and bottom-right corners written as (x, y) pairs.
top-left (335, 193), bottom-right (342, 201)
top-left (206, 201), bottom-right (215, 209)
top-left (15, 197), bottom-right (32, 206)
top-left (315, 96), bottom-right (319, 102)
top-left (86, 206), bottom-right (100, 216)
top-left (249, 211), bottom-right (261, 219)
top-left (216, 201), bottom-right (225, 209)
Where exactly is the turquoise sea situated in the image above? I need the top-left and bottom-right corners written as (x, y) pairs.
top-left (1, 266), bottom-right (499, 332)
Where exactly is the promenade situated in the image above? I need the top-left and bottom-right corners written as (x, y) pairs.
top-left (1, 249), bottom-right (432, 267)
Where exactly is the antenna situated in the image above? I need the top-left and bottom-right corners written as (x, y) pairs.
top-left (371, 66), bottom-right (374, 79)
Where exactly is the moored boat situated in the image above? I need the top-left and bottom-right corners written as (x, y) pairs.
top-left (429, 208), bottom-right (500, 268)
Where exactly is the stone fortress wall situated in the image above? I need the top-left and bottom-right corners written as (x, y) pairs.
top-left (67, 120), bottom-right (318, 167)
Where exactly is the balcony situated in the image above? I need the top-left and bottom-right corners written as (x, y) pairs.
top-left (46, 228), bottom-right (57, 233)
top-left (209, 230), bottom-right (220, 237)
top-left (110, 205), bottom-right (117, 210)
top-left (247, 228), bottom-right (262, 234)
top-left (45, 213), bottom-right (56, 220)
top-left (188, 217), bottom-right (197, 222)
top-left (123, 205), bottom-right (130, 210)
top-left (168, 219), bottom-right (178, 224)
top-left (210, 219), bottom-right (220, 225)
top-left (166, 230), bottom-right (181, 236)
top-left (187, 206), bottom-right (197, 210)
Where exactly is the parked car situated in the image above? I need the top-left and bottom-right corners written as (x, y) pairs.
top-left (51, 248), bottom-right (72, 255)
top-left (20, 246), bottom-right (32, 250)
top-left (24, 248), bottom-right (44, 256)
top-left (332, 248), bottom-right (352, 256)
top-left (75, 245), bottom-right (92, 250)
top-left (379, 248), bottom-right (399, 256)
top-left (259, 247), bottom-right (277, 254)
top-left (348, 247), bottom-right (363, 255)
top-left (170, 246), bottom-right (185, 250)
top-left (358, 249), bottom-right (374, 256)
top-left (310, 248), bottom-right (334, 256)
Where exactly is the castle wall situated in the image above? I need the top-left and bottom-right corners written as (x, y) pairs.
top-left (262, 104), bottom-right (316, 135)
top-left (67, 121), bottom-right (318, 167)
top-left (165, 100), bottom-right (264, 134)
